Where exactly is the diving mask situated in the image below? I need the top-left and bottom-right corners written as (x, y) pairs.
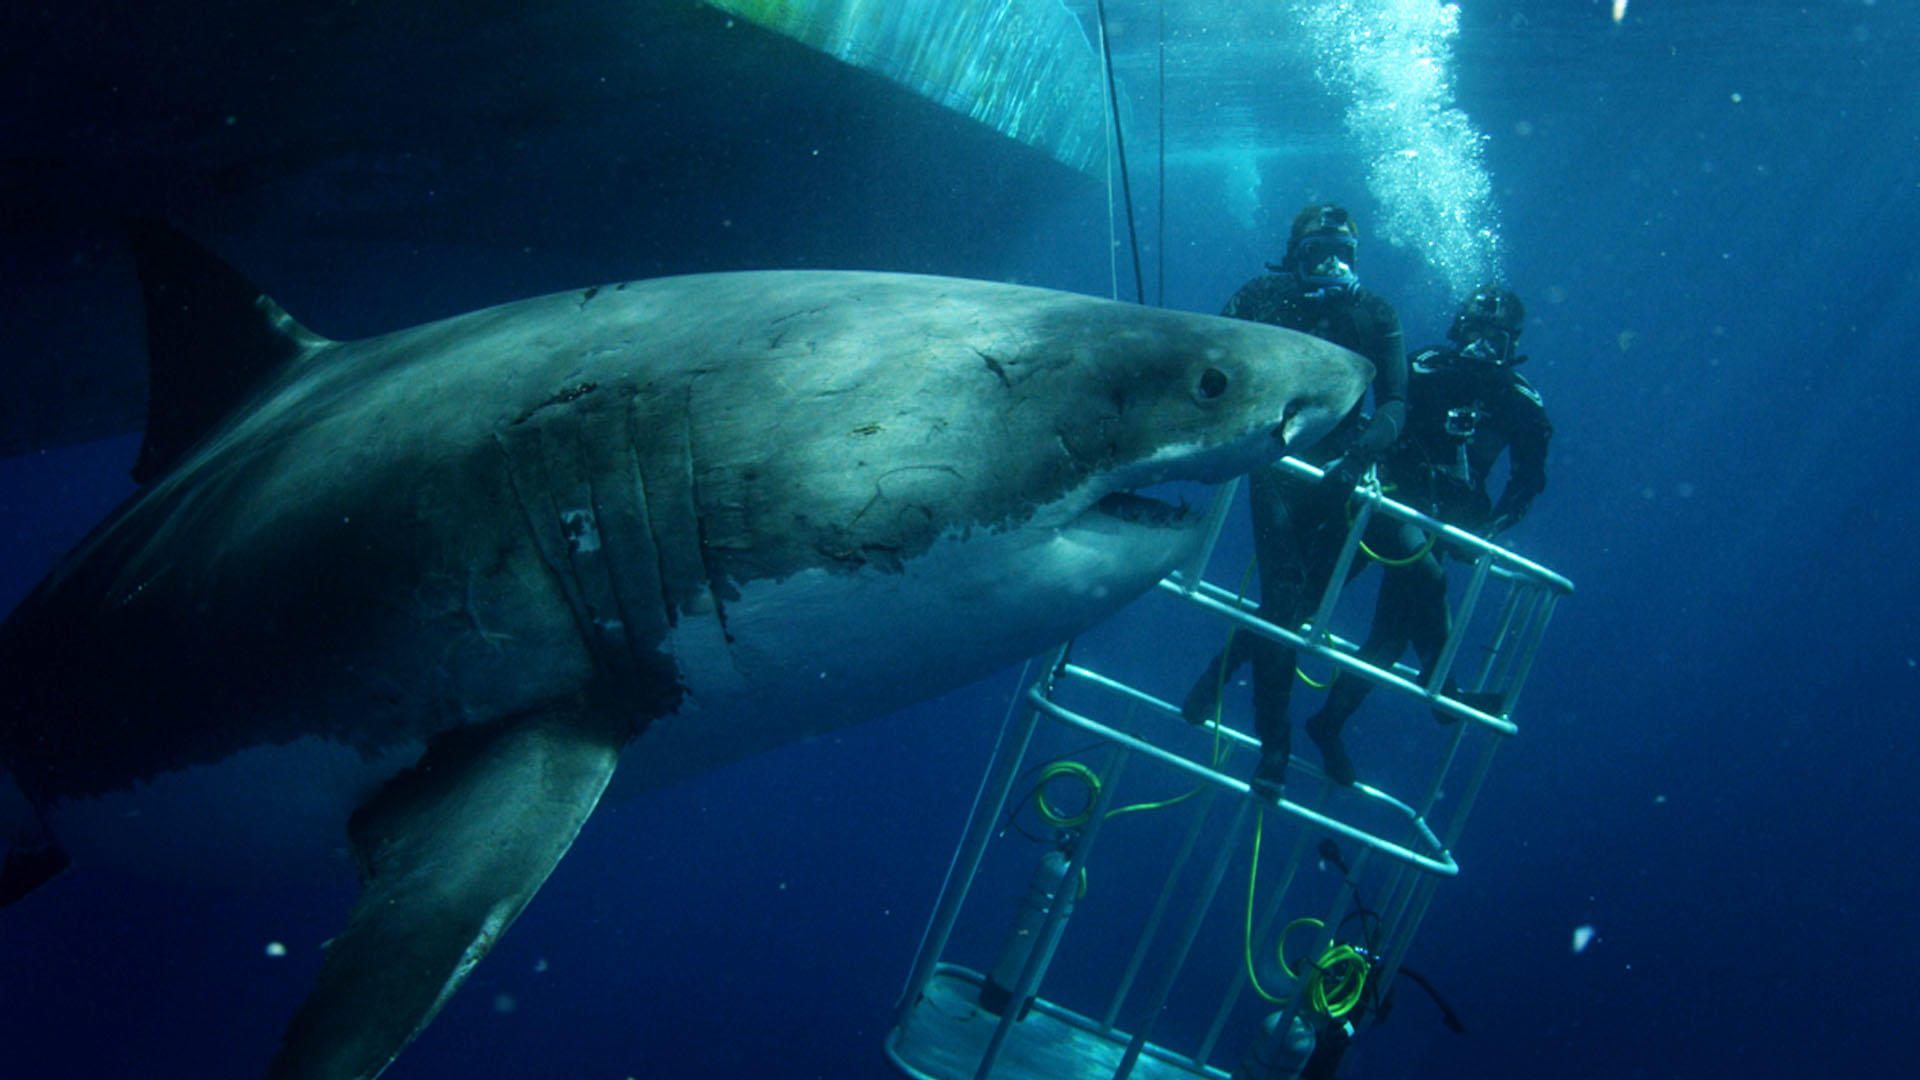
top-left (1457, 327), bottom-right (1516, 366)
top-left (1296, 236), bottom-right (1359, 291)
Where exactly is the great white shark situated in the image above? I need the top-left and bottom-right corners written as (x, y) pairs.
top-left (0, 224), bottom-right (1369, 1079)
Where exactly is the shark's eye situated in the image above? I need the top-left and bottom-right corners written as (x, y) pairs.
top-left (1196, 367), bottom-right (1229, 400)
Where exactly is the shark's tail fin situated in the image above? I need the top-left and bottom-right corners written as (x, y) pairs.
top-left (124, 221), bottom-right (332, 485)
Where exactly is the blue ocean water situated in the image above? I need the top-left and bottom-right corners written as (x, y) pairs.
top-left (3, 2), bottom-right (1917, 1078)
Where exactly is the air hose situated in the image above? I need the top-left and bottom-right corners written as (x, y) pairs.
top-left (1276, 917), bottom-right (1369, 1019)
top-left (1033, 760), bottom-right (1099, 828)
top-left (1346, 473), bottom-right (1438, 567)
top-left (1031, 758), bottom-right (1204, 831)
top-left (1245, 817), bottom-right (1370, 1017)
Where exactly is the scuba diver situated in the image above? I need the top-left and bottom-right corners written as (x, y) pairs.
top-left (1232, 838), bottom-right (1467, 1080)
top-left (1297, 840), bottom-right (1466, 1080)
top-left (1179, 204), bottom-right (1420, 799)
top-left (1299, 284), bottom-right (1554, 785)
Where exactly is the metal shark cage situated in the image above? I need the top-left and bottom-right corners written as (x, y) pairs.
top-left (886, 458), bottom-right (1573, 1080)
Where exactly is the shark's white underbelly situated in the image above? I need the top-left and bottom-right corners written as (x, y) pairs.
top-left (616, 514), bottom-right (1189, 792)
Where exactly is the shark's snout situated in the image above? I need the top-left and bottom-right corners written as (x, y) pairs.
top-left (1275, 347), bottom-right (1373, 455)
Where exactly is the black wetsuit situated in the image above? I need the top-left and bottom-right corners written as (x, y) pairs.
top-left (1300, 345), bottom-right (1553, 782)
top-left (1382, 346), bottom-right (1551, 533)
top-left (1182, 273), bottom-right (1410, 791)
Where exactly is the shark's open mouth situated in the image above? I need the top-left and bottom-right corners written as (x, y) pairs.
top-left (1092, 484), bottom-right (1203, 529)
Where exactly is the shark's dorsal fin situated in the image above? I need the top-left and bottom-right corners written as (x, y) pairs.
top-left (125, 221), bottom-right (332, 485)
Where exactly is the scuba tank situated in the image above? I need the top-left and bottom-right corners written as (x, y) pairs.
top-left (978, 848), bottom-right (1076, 1019)
top-left (1231, 1009), bottom-right (1317, 1080)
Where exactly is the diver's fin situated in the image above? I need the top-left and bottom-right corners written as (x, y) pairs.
top-left (265, 708), bottom-right (627, 1080)
top-left (124, 220), bottom-right (332, 485)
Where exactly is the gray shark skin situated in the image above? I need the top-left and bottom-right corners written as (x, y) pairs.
top-left (0, 227), bottom-right (1368, 1080)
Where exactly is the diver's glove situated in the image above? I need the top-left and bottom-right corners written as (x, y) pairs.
top-left (1351, 398), bottom-right (1406, 461)
top-left (1319, 396), bottom-right (1401, 501)
top-left (1484, 494), bottom-right (1533, 540)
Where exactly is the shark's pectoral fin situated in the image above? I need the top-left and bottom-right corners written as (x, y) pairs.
top-left (267, 706), bottom-right (629, 1080)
